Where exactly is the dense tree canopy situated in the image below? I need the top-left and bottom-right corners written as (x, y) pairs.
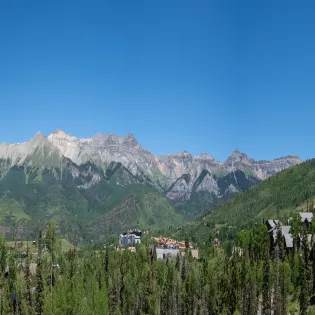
top-left (0, 217), bottom-right (315, 314)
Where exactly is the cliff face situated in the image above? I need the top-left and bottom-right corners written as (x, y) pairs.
top-left (0, 130), bottom-right (301, 201)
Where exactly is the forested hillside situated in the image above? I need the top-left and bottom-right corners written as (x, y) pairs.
top-left (2, 217), bottom-right (315, 314)
top-left (178, 159), bottom-right (315, 243)
top-left (0, 161), bottom-right (184, 243)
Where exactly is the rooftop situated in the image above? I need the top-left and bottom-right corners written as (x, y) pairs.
top-left (281, 225), bottom-right (291, 234)
top-left (284, 234), bottom-right (293, 248)
top-left (299, 212), bottom-right (313, 222)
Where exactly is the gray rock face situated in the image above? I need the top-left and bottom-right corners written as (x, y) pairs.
top-left (0, 131), bottom-right (302, 202)
top-left (224, 149), bottom-right (301, 179)
top-left (47, 130), bottom-right (161, 181)
top-left (0, 132), bottom-right (65, 167)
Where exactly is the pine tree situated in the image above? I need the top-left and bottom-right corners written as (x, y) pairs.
top-left (300, 224), bottom-right (311, 315)
top-left (262, 243), bottom-right (271, 315)
top-left (8, 253), bottom-right (17, 293)
top-left (152, 244), bottom-right (157, 263)
top-left (181, 256), bottom-right (186, 282)
top-left (273, 243), bottom-right (281, 315)
top-left (67, 248), bottom-right (78, 280)
top-left (279, 262), bottom-right (291, 315)
top-left (104, 248), bottom-right (109, 281)
top-left (292, 252), bottom-right (301, 300)
top-left (228, 254), bottom-right (240, 314)
top-left (35, 230), bottom-right (44, 315)
top-left (45, 221), bottom-right (56, 258)
top-left (25, 244), bottom-right (32, 307)
top-left (0, 235), bottom-right (7, 275)
top-left (175, 253), bottom-right (180, 272)
top-left (276, 228), bottom-right (285, 262)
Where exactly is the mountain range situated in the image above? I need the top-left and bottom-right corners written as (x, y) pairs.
top-left (0, 130), bottom-right (301, 242)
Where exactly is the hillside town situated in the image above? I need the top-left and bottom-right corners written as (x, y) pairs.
top-left (117, 230), bottom-right (199, 260)
top-left (150, 236), bottom-right (199, 260)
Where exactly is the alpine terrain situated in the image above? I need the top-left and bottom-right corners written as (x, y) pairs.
top-left (0, 130), bottom-right (301, 242)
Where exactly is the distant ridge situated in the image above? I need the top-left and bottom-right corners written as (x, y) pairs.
top-left (0, 129), bottom-right (302, 241)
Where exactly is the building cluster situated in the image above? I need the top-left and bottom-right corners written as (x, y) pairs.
top-left (116, 231), bottom-right (200, 261)
top-left (150, 237), bottom-right (198, 261)
top-left (118, 229), bottom-right (142, 249)
top-left (266, 212), bottom-right (314, 250)
top-left (151, 237), bottom-right (193, 249)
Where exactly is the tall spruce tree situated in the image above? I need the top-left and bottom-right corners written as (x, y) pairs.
top-left (0, 235), bottom-right (7, 275)
top-left (24, 244), bottom-right (32, 308)
top-left (262, 240), bottom-right (271, 315)
top-left (300, 224), bottom-right (311, 315)
top-left (279, 262), bottom-right (291, 315)
top-left (273, 243), bottom-right (281, 315)
top-left (35, 230), bottom-right (44, 315)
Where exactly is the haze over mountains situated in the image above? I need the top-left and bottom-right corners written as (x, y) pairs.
top-left (0, 130), bottom-right (301, 242)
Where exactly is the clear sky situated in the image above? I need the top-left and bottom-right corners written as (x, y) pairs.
top-left (1, 0), bottom-right (314, 162)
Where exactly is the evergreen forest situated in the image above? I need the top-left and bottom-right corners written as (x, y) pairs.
top-left (2, 215), bottom-right (315, 315)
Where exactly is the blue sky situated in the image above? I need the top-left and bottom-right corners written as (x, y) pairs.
top-left (0, 0), bottom-right (314, 162)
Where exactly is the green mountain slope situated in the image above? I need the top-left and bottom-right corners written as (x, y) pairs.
top-left (178, 159), bottom-right (315, 243)
top-left (0, 133), bottom-right (303, 244)
top-left (0, 158), bottom-right (184, 242)
top-left (0, 154), bottom-right (289, 243)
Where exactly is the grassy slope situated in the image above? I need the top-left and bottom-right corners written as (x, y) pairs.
top-left (176, 159), bottom-right (315, 243)
top-left (6, 238), bottom-right (74, 252)
top-left (0, 200), bottom-right (31, 222)
top-left (6, 239), bottom-right (74, 264)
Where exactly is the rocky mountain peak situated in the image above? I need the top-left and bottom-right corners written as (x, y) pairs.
top-left (32, 131), bottom-right (45, 141)
top-left (123, 133), bottom-right (138, 146)
top-left (274, 155), bottom-right (302, 162)
top-left (198, 153), bottom-right (215, 159)
top-left (92, 132), bottom-right (107, 140)
top-left (0, 130), bottom-right (303, 190)
top-left (225, 149), bottom-right (250, 163)
top-left (231, 149), bottom-right (241, 155)
top-left (230, 149), bottom-right (248, 158)
top-left (52, 129), bottom-right (64, 135)
top-left (50, 129), bottom-right (73, 138)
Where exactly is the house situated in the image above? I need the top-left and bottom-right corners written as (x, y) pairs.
top-left (266, 220), bottom-right (294, 250)
top-left (281, 225), bottom-right (291, 234)
top-left (156, 248), bottom-right (179, 260)
top-left (266, 219), bottom-right (280, 233)
top-left (272, 225), bottom-right (291, 242)
top-left (283, 233), bottom-right (293, 249)
top-left (151, 237), bottom-right (193, 249)
top-left (118, 229), bottom-right (142, 247)
top-left (299, 212), bottom-right (313, 228)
